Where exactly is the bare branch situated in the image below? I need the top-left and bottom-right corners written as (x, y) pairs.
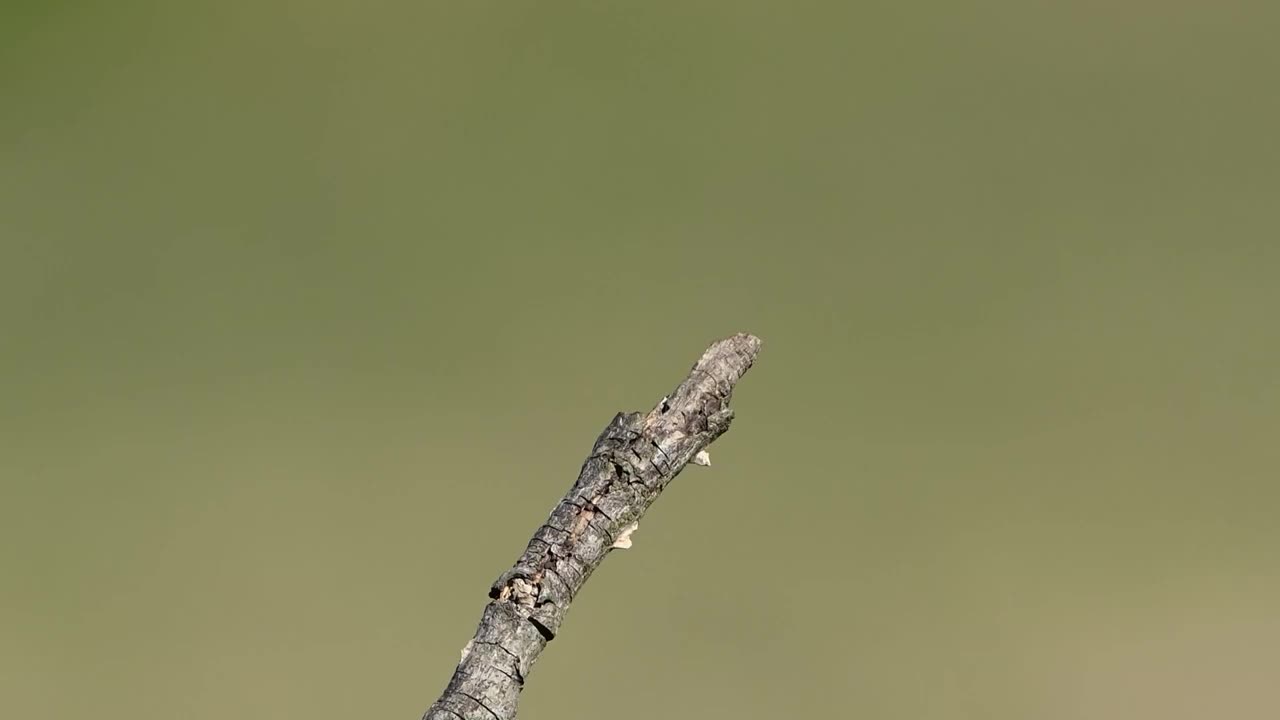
top-left (422, 333), bottom-right (763, 720)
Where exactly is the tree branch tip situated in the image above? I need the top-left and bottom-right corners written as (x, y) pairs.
top-left (423, 333), bottom-right (762, 719)
top-left (715, 332), bottom-right (763, 355)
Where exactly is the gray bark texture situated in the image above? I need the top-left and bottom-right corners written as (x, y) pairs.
top-left (422, 333), bottom-right (763, 720)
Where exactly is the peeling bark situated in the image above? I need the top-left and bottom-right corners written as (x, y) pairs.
top-left (422, 334), bottom-right (763, 720)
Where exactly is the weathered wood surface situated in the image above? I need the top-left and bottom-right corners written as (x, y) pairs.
top-left (422, 333), bottom-right (763, 720)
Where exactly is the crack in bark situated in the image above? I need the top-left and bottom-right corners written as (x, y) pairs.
top-left (491, 664), bottom-right (523, 686)
top-left (456, 692), bottom-right (500, 720)
top-left (541, 567), bottom-right (571, 600)
top-left (474, 641), bottom-right (520, 665)
top-left (650, 440), bottom-right (674, 473)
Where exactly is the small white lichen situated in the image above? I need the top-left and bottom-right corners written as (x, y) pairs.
top-left (693, 450), bottom-right (711, 466)
top-left (460, 639), bottom-right (474, 664)
top-left (612, 521), bottom-right (639, 549)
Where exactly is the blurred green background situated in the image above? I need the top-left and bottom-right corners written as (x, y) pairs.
top-left (3, 2), bottom-right (1278, 718)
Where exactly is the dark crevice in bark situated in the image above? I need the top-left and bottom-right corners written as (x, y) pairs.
top-left (526, 616), bottom-right (554, 642)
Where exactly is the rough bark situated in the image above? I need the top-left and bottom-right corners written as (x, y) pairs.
top-left (422, 333), bottom-right (763, 720)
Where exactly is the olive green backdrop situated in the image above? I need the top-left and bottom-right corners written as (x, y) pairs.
top-left (3, 2), bottom-right (1278, 719)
